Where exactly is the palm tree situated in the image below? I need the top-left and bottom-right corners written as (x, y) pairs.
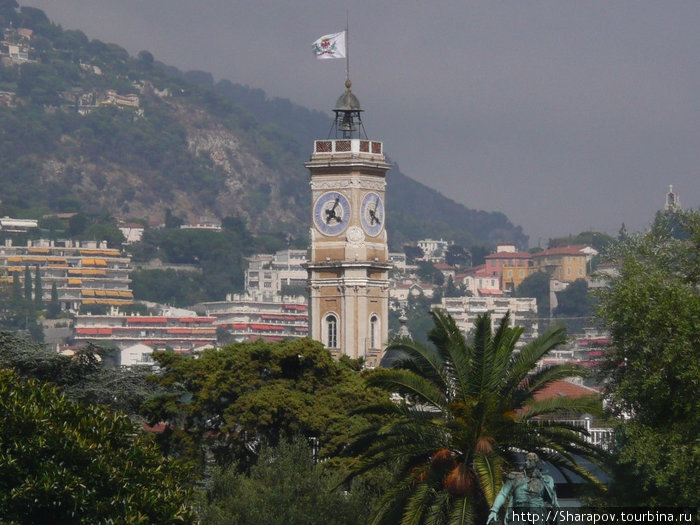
top-left (348, 310), bottom-right (608, 525)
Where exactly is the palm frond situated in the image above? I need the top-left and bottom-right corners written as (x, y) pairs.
top-left (430, 309), bottom-right (473, 402)
top-left (473, 452), bottom-right (503, 506)
top-left (402, 480), bottom-right (438, 525)
top-left (369, 473), bottom-right (416, 525)
top-left (388, 336), bottom-right (448, 384)
top-left (519, 395), bottom-right (603, 421)
top-left (516, 364), bottom-right (589, 401)
top-left (501, 325), bottom-right (568, 397)
top-left (366, 368), bottom-right (447, 409)
top-left (467, 313), bottom-right (491, 399)
top-left (448, 495), bottom-right (475, 525)
top-left (488, 314), bottom-right (522, 391)
top-left (425, 489), bottom-right (452, 525)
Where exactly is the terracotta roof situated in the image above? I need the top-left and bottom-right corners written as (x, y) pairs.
top-left (485, 252), bottom-right (532, 260)
top-left (533, 380), bottom-right (601, 401)
top-left (534, 245), bottom-right (587, 257)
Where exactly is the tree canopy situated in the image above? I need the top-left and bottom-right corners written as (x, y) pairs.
top-left (514, 271), bottom-right (550, 317)
top-left (142, 338), bottom-right (391, 474)
top-left (596, 210), bottom-right (700, 506)
top-left (0, 367), bottom-right (194, 524)
top-left (198, 436), bottom-right (378, 525)
top-left (0, 332), bottom-right (161, 415)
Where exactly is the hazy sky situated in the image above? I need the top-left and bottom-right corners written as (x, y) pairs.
top-left (26, 1), bottom-right (699, 244)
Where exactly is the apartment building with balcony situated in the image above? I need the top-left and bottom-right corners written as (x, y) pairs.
top-left (73, 308), bottom-right (216, 353)
top-left (0, 238), bottom-right (132, 312)
top-left (198, 293), bottom-right (308, 343)
top-left (437, 295), bottom-right (539, 345)
top-left (245, 249), bottom-right (308, 302)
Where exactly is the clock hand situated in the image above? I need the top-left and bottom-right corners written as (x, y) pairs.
top-left (325, 197), bottom-right (342, 224)
top-left (370, 197), bottom-right (381, 225)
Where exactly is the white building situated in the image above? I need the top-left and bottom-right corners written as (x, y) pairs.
top-left (0, 216), bottom-right (38, 232)
top-left (119, 343), bottom-right (155, 367)
top-left (197, 293), bottom-right (308, 342)
top-left (438, 295), bottom-right (539, 344)
top-left (245, 249), bottom-right (307, 301)
top-left (416, 238), bottom-right (452, 261)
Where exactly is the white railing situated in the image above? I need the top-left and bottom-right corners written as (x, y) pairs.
top-left (313, 139), bottom-right (382, 155)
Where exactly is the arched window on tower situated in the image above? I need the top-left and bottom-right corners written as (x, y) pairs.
top-left (325, 314), bottom-right (338, 348)
top-left (369, 314), bottom-right (379, 349)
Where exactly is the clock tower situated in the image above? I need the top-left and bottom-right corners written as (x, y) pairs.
top-left (306, 80), bottom-right (391, 367)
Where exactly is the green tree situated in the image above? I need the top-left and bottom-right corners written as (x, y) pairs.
top-left (0, 275), bottom-right (43, 341)
top-left (23, 265), bottom-right (32, 302)
top-left (199, 436), bottom-right (377, 525)
top-left (417, 261), bottom-right (445, 286)
top-left (553, 278), bottom-right (594, 334)
top-left (142, 338), bottom-right (389, 474)
top-left (548, 231), bottom-right (614, 251)
top-left (0, 333), bottom-right (160, 415)
top-left (47, 281), bottom-right (61, 318)
top-left (0, 368), bottom-right (194, 524)
top-left (33, 264), bottom-right (42, 310)
top-left (445, 244), bottom-right (471, 268)
top-left (444, 275), bottom-right (462, 297)
top-left (11, 271), bottom-right (21, 304)
top-left (82, 220), bottom-right (126, 248)
top-left (596, 210), bottom-right (699, 506)
top-left (348, 310), bottom-right (607, 525)
top-left (404, 245), bottom-right (424, 263)
top-left (514, 271), bottom-right (550, 318)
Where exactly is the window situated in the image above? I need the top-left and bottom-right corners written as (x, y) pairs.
top-left (369, 315), bottom-right (379, 348)
top-left (326, 314), bottom-right (338, 348)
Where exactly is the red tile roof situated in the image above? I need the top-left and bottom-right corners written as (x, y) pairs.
top-left (533, 380), bottom-right (601, 401)
top-left (485, 252), bottom-right (532, 260)
top-left (534, 245), bottom-right (588, 257)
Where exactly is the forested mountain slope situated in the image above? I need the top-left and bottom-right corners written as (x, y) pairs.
top-left (0, 2), bottom-right (527, 251)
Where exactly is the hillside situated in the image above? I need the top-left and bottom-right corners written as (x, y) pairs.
top-left (0, 2), bottom-right (527, 251)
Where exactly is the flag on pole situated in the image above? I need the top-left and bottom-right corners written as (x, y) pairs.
top-left (312, 31), bottom-right (346, 59)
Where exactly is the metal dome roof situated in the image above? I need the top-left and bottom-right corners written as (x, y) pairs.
top-left (333, 80), bottom-right (362, 112)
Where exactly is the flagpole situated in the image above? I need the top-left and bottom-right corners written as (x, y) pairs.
top-left (345, 9), bottom-right (350, 85)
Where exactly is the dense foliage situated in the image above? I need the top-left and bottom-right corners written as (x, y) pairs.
top-left (596, 210), bottom-right (700, 506)
top-left (0, 332), bottom-right (161, 415)
top-left (0, 367), bottom-right (194, 524)
top-left (553, 278), bottom-right (595, 333)
top-left (199, 437), bottom-right (379, 525)
top-left (142, 338), bottom-right (391, 474)
top-left (514, 271), bottom-right (550, 317)
top-left (350, 310), bottom-right (607, 524)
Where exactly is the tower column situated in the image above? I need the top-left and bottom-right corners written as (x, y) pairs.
top-left (305, 83), bottom-right (391, 366)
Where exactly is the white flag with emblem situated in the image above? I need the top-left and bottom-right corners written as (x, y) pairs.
top-left (312, 31), bottom-right (346, 59)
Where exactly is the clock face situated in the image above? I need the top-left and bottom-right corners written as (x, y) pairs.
top-left (361, 192), bottom-right (384, 236)
top-left (313, 192), bottom-right (351, 236)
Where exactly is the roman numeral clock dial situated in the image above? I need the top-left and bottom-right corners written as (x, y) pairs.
top-left (361, 192), bottom-right (384, 237)
top-left (313, 192), bottom-right (351, 236)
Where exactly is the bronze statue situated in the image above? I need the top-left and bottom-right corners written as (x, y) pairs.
top-left (486, 453), bottom-right (560, 525)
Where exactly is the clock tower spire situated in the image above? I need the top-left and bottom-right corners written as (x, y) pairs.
top-left (306, 82), bottom-right (391, 367)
